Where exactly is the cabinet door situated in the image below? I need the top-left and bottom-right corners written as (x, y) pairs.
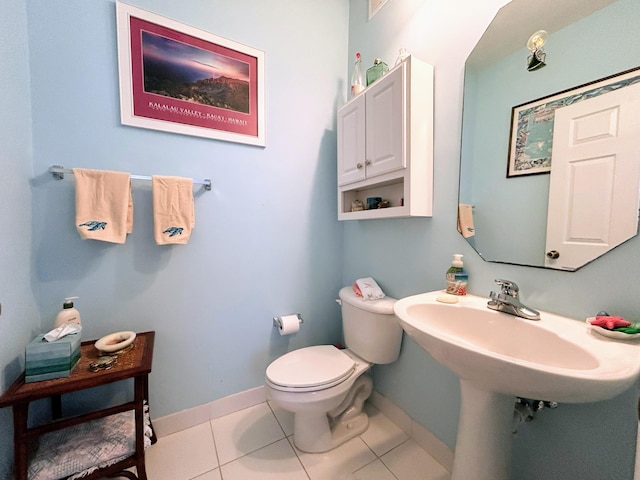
top-left (337, 95), bottom-right (366, 186)
top-left (365, 65), bottom-right (405, 178)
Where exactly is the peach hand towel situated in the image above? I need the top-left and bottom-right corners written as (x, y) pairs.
top-left (74, 168), bottom-right (133, 244)
top-left (457, 203), bottom-right (475, 238)
top-left (152, 175), bottom-right (194, 245)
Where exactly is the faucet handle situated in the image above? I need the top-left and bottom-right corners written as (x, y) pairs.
top-left (494, 279), bottom-right (519, 297)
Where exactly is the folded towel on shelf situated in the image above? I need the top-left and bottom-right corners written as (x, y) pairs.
top-left (355, 277), bottom-right (385, 301)
top-left (152, 175), bottom-right (194, 245)
top-left (74, 168), bottom-right (133, 244)
top-left (457, 203), bottom-right (475, 238)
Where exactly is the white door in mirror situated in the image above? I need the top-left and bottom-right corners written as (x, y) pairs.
top-left (546, 82), bottom-right (640, 270)
top-left (95, 331), bottom-right (136, 353)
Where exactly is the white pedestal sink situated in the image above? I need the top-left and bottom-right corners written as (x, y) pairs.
top-left (393, 291), bottom-right (640, 480)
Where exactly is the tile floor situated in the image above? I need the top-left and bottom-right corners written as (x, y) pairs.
top-left (141, 401), bottom-right (451, 480)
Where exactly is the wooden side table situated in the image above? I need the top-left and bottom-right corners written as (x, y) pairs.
top-left (0, 331), bottom-right (156, 480)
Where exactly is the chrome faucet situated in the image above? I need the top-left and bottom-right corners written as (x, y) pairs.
top-left (487, 279), bottom-right (540, 321)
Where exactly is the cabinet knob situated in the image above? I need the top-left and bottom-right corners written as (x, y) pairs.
top-left (546, 250), bottom-right (560, 259)
top-left (365, 160), bottom-right (371, 166)
top-left (356, 163), bottom-right (363, 169)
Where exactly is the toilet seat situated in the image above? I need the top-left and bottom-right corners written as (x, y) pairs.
top-left (266, 345), bottom-right (356, 393)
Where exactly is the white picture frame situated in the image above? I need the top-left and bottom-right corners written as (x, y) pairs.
top-left (368, 0), bottom-right (390, 20)
top-left (116, 2), bottom-right (266, 146)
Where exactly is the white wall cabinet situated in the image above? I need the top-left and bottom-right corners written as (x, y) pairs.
top-left (337, 55), bottom-right (433, 220)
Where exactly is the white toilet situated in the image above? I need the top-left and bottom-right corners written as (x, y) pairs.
top-left (265, 286), bottom-right (403, 453)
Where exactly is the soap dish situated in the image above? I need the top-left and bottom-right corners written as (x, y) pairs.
top-left (95, 331), bottom-right (136, 353)
top-left (585, 318), bottom-right (640, 340)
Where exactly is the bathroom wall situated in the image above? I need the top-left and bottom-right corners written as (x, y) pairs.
top-left (29, 0), bottom-right (348, 413)
top-left (2, 0), bottom-right (638, 478)
top-left (346, 0), bottom-right (639, 478)
top-left (0, 0), bottom-right (43, 477)
top-left (0, 0), bottom-right (348, 474)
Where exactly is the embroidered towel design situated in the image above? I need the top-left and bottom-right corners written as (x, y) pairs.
top-left (74, 168), bottom-right (133, 244)
top-left (152, 175), bottom-right (195, 245)
top-left (163, 227), bottom-right (184, 237)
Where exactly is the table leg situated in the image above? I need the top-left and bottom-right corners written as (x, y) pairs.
top-left (13, 403), bottom-right (28, 480)
top-left (134, 375), bottom-right (148, 480)
top-left (51, 394), bottom-right (62, 419)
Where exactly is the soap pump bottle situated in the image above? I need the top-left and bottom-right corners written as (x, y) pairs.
top-left (446, 254), bottom-right (468, 296)
top-left (54, 297), bottom-right (81, 328)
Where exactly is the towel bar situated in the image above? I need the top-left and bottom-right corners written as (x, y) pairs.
top-left (49, 165), bottom-right (212, 191)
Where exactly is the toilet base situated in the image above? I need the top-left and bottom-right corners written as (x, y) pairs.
top-left (292, 374), bottom-right (373, 453)
top-left (293, 411), bottom-right (369, 453)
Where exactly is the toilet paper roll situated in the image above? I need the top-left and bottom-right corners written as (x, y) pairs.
top-left (279, 314), bottom-right (300, 335)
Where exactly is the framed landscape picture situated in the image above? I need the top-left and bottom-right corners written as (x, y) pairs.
top-left (116, 2), bottom-right (265, 146)
top-left (507, 66), bottom-right (640, 177)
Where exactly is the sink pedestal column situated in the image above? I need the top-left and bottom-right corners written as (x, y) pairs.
top-left (451, 379), bottom-right (516, 480)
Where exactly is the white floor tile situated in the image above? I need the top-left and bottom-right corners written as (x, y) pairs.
top-left (381, 439), bottom-right (450, 480)
top-left (353, 459), bottom-right (397, 480)
top-left (211, 402), bottom-right (286, 465)
top-left (361, 404), bottom-right (410, 456)
top-left (295, 437), bottom-right (376, 480)
top-left (148, 394), bottom-right (453, 480)
top-left (268, 400), bottom-right (295, 437)
top-left (192, 469), bottom-right (222, 480)
top-left (145, 422), bottom-right (218, 480)
top-left (220, 438), bottom-right (309, 480)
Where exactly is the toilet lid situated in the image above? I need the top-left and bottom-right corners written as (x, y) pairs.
top-left (266, 345), bottom-right (355, 389)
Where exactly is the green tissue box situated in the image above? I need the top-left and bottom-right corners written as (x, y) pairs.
top-left (25, 333), bottom-right (81, 383)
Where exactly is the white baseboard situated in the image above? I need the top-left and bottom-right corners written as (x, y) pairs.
top-left (151, 386), bottom-right (266, 438)
top-left (151, 386), bottom-right (453, 472)
top-left (369, 390), bottom-right (454, 472)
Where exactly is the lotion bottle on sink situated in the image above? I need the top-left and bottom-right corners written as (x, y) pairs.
top-left (446, 254), bottom-right (468, 295)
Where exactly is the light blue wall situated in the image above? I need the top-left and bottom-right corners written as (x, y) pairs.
top-left (0, 0), bottom-right (42, 476)
top-left (27, 0), bottom-right (348, 411)
top-left (0, 0), bottom-right (348, 475)
top-left (347, 0), bottom-right (638, 478)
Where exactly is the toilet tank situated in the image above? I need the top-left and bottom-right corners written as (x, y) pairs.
top-left (338, 286), bottom-right (403, 364)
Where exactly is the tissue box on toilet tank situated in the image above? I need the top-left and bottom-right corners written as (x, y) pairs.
top-left (25, 333), bottom-right (81, 383)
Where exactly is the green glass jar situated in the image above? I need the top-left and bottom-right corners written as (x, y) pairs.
top-left (366, 58), bottom-right (389, 86)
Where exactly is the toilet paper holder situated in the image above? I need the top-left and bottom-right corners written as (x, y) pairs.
top-left (273, 314), bottom-right (304, 328)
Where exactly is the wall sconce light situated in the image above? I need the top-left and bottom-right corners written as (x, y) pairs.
top-left (526, 30), bottom-right (548, 71)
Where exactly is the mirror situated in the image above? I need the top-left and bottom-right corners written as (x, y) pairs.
top-left (459, 0), bottom-right (640, 270)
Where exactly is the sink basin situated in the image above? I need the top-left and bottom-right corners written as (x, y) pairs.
top-left (394, 291), bottom-right (640, 402)
top-left (394, 291), bottom-right (640, 480)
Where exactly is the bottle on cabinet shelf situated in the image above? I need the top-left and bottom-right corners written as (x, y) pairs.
top-left (395, 47), bottom-right (409, 66)
top-left (366, 58), bottom-right (389, 86)
top-left (350, 52), bottom-right (365, 97)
